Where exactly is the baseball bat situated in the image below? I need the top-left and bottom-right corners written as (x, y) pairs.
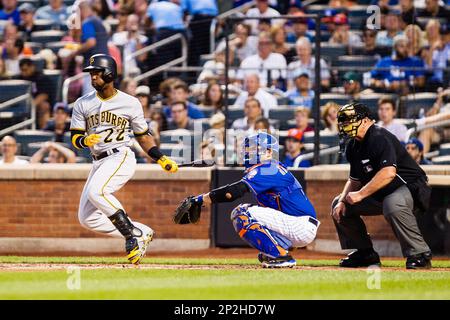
top-left (178, 160), bottom-right (216, 168)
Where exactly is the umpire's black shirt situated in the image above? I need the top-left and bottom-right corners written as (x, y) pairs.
top-left (345, 124), bottom-right (427, 201)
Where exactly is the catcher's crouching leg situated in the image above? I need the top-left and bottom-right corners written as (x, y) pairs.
top-left (230, 204), bottom-right (292, 259)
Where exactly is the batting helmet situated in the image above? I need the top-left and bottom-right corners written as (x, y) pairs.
top-left (83, 54), bottom-right (117, 83)
top-left (242, 132), bottom-right (279, 168)
top-left (337, 102), bottom-right (373, 139)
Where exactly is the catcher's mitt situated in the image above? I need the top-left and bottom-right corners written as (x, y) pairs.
top-left (173, 196), bottom-right (202, 224)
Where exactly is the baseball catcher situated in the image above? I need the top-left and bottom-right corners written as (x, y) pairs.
top-left (174, 132), bottom-right (320, 268)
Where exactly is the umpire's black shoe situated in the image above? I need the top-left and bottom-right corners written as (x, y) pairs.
top-left (406, 252), bottom-right (432, 269)
top-left (339, 249), bottom-right (381, 268)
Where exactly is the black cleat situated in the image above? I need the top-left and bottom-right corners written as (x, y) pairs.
top-left (406, 252), bottom-right (432, 269)
top-left (339, 249), bottom-right (381, 268)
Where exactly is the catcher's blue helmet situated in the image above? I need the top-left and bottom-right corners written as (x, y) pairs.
top-left (242, 132), bottom-right (279, 168)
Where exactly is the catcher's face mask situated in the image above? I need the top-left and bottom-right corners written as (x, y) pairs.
top-left (241, 132), bottom-right (279, 168)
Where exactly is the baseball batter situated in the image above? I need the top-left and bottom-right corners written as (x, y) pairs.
top-left (70, 54), bottom-right (178, 264)
top-left (174, 132), bottom-right (319, 268)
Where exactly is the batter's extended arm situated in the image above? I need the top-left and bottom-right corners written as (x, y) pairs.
top-left (135, 133), bottom-right (178, 173)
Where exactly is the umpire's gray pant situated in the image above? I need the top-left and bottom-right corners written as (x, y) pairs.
top-left (331, 185), bottom-right (430, 257)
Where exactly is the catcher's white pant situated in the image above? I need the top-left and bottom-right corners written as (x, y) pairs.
top-left (247, 206), bottom-right (320, 248)
top-left (78, 147), bottom-right (152, 238)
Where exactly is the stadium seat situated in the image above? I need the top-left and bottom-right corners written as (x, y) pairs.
top-left (45, 41), bottom-right (70, 54)
top-left (358, 93), bottom-right (398, 120)
top-left (42, 70), bottom-right (63, 106)
top-left (159, 143), bottom-right (191, 162)
top-left (25, 42), bottom-right (43, 54)
top-left (225, 106), bottom-right (245, 124)
top-left (399, 93), bottom-right (437, 119)
top-left (306, 5), bottom-right (345, 15)
top-left (334, 55), bottom-right (378, 85)
top-left (30, 30), bottom-right (65, 44)
top-left (269, 107), bottom-right (295, 130)
top-left (308, 30), bottom-right (331, 43)
top-left (43, 0), bottom-right (76, 6)
top-left (319, 93), bottom-right (350, 107)
top-left (438, 143), bottom-right (450, 156)
top-left (160, 129), bottom-right (193, 145)
top-left (17, 0), bottom-right (40, 7)
top-left (0, 80), bottom-right (32, 118)
top-left (13, 130), bottom-right (55, 155)
top-left (431, 155), bottom-right (450, 165)
top-left (312, 43), bottom-right (347, 64)
top-left (196, 106), bottom-right (215, 119)
top-left (33, 19), bottom-right (54, 31)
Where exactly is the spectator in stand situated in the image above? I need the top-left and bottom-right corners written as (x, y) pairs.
top-left (246, 0), bottom-right (281, 35)
top-left (234, 73), bottom-right (277, 118)
top-left (134, 0), bottom-right (149, 31)
top-left (254, 117), bottom-right (272, 134)
top-left (418, 0), bottom-right (450, 19)
top-left (321, 102), bottom-right (340, 135)
top-left (197, 49), bottom-right (236, 83)
top-left (284, 72), bottom-right (314, 109)
top-left (293, 107), bottom-right (314, 134)
top-left (231, 97), bottom-right (263, 132)
top-left (417, 87), bottom-right (450, 153)
top-left (399, 0), bottom-right (417, 26)
top-left (1, 23), bottom-right (32, 76)
top-left (112, 14), bottom-right (147, 77)
top-left (167, 101), bottom-right (196, 131)
top-left (17, 3), bottom-right (37, 42)
top-left (286, 11), bottom-right (313, 43)
top-left (43, 103), bottom-right (71, 143)
top-left (136, 85), bottom-right (151, 119)
top-left (35, 0), bottom-right (69, 26)
top-left (377, 96), bottom-right (408, 142)
top-left (16, 58), bottom-right (51, 129)
top-left (257, 18), bottom-right (272, 34)
top-left (359, 28), bottom-right (391, 58)
top-left (370, 34), bottom-right (425, 94)
top-left (147, 0), bottom-right (187, 66)
top-left (405, 138), bottom-right (432, 165)
top-left (0, 57), bottom-right (7, 79)
top-left (183, 0), bottom-right (218, 66)
top-left (332, 71), bottom-right (373, 100)
top-left (158, 77), bottom-right (179, 106)
top-left (375, 10), bottom-right (404, 48)
top-left (0, 0), bottom-right (20, 26)
top-left (271, 25), bottom-right (296, 64)
top-left (119, 77), bottom-right (138, 96)
top-left (283, 128), bottom-right (312, 168)
top-left (237, 32), bottom-right (287, 88)
top-left (200, 82), bottom-right (224, 114)
top-left (0, 136), bottom-right (28, 165)
top-left (148, 108), bottom-right (168, 139)
top-left (30, 141), bottom-right (76, 164)
top-left (115, 5), bottom-right (133, 33)
top-left (164, 81), bottom-right (205, 119)
top-left (404, 24), bottom-right (427, 57)
top-left (92, 0), bottom-right (113, 20)
top-left (288, 37), bottom-right (331, 91)
top-left (215, 23), bottom-right (257, 64)
top-left (72, 0), bottom-right (109, 96)
top-left (328, 13), bottom-right (363, 47)
top-left (423, 19), bottom-right (448, 88)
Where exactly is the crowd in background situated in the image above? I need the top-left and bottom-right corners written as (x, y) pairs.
top-left (0, 0), bottom-right (449, 167)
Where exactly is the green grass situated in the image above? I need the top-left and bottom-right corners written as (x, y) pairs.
top-left (0, 256), bottom-right (449, 300)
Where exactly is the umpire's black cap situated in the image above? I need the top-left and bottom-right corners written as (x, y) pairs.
top-left (83, 54), bottom-right (117, 83)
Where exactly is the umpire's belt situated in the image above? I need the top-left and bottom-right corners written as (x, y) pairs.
top-left (92, 148), bottom-right (119, 161)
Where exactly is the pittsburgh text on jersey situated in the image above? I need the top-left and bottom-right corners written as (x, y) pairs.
top-left (86, 110), bottom-right (130, 131)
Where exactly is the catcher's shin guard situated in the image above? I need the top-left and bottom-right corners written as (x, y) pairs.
top-left (230, 204), bottom-right (291, 259)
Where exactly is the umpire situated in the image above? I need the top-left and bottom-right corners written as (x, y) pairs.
top-left (331, 102), bottom-right (432, 269)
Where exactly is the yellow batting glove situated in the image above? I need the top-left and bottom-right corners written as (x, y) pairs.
top-left (157, 156), bottom-right (178, 173)
top-left (85, 134), bottom-right (102, 147)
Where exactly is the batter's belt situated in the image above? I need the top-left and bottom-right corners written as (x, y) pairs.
top-left (92, 148), bottom-right (120, 161)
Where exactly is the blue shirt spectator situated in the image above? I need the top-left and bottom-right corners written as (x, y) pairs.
top-left (370, 56), bottom-right (425, 83)
top-left (147, 0), bottom-right (185, 31)
top-left (35, 0), bottom-right (69, 25)
top-left (0, 0), bottom-right (20, 26)
top-left (283, 154), bottom-right (312, 168)
top-left (181, 0), bottom-right (218, 16)
top-left (284, 73), bottom-right (314, 109)
top-left (164, 102), bottom-right (205, 120)
top-left (81, 16), bottom-right (109, 66)
top-left (283, 128), bottom-right (312, 168)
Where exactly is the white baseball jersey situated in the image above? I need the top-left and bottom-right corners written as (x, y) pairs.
top-left (70, 89), bottom-right (149, 155)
